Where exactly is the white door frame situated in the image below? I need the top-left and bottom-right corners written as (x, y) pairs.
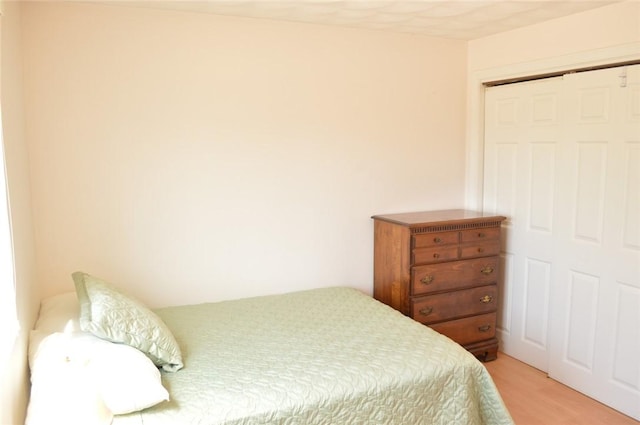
top-left (464, 42), bottom-right (640, 211)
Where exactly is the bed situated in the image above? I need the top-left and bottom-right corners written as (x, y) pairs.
top-left (27, 272), bottom-right (514, 425)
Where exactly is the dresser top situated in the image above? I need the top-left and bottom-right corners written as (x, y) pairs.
top-left (371, 209), bottom-right (506, 228)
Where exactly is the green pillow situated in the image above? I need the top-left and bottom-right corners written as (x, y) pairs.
top-left (73, 271), bottom-right (183, 372)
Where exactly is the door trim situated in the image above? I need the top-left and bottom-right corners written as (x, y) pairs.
top-left (464, 42), bottom-right (640, 211)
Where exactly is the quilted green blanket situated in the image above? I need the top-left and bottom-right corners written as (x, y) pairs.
top-left (114, 287), bottom-right (514, 425)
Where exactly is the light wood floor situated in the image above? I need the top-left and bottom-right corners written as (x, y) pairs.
top-left (484, 353), bottom-right (639, 425)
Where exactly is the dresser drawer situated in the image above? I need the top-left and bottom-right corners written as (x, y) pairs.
top-left (429, 312), bottom-right (497, 345)
top-left (460, 239), bottom-right (500, 259)
top-left (460, 227), bottom-right (500, 243)
top-left (413, 231), bottom-right (458, 249)
top-left (412, 246), bottom-right (458, 265)
top-left (411, 285), bottom-right (497, 324)
top-left (411, 257), bottom-right (499, 295)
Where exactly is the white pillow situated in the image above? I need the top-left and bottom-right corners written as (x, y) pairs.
top-left (90, 336), bottom-right (170, 414)
top-left (29, 331), bottom-right (169, 416)
top-left (26, 331), bottom-right (113, 425)
top-left (34, 291), bottom-right (81, 334)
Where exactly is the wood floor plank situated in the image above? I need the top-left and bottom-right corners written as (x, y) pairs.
top-left (483, 353), bottom-right (639, 425)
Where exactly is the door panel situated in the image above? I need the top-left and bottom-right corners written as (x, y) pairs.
top-left (529, 143), bottom-right (556, 232)
top-left (484, 65), bottom-right (640, 420)
top-left (548, 65), bottom-right (640, 421)
top-left (484, 76), bottom-right (562, 371)
top-left (612, 283), bottom-right (639, 390)
top-left (564, 271), bottom-right (599, 371)
top-left (622, 143), bottom-right (639, 249)
top-left (523, 258), bottom-right (551, 350)
top-left (496, 253), bottom-right (514, 336)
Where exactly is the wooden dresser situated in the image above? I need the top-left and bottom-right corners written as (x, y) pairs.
top-left (372, 209), bottom-right (506, 361)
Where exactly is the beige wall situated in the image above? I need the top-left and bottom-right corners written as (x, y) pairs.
top-left (21, 2), bottom-right (467, 308)
top-left (468, 1), bottom-right (640, 72)
top-left (465, 1), bottom-right (640, 209)
top-left (0, 1), bottom-right (40, 424)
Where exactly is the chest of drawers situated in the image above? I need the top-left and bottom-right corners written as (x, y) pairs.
top-left (372, 209), bottom-right (506, 361)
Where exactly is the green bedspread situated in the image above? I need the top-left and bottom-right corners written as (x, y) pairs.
top-left (113, 287), bottom-right (514, 425)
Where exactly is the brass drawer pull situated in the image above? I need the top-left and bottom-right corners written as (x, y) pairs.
top-left (480, 295), bottom-right (493, 304)
top-left (478, 232), bottom-right (486, 238)
top-left (420, 275), bottom-right (434, 285)
top-left (478, 324), bottom-right (492, 332)
top-left (480, 266), bottom-right (494, 275)
top-left (477, 247), bottom-right (485, 253)
top-left (419, 307), bottom-right (433, 316)
top-left (433, 237), bottom-right (442, 243)
top-left (433, 253), bottom-right (440, 259)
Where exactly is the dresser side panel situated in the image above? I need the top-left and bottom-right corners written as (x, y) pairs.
top-left (373, 220), bottom-right (410, 314)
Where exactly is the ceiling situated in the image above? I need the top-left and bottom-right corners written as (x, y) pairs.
top-left (118, 0), bottom-right (620, 40)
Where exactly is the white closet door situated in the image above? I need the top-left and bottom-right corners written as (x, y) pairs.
top-left (484, 65), bottom-right (640, 420)
top-left (483, 76), bottom-right (563, 372)
top-left (547, 65), bottom-right (640, 421)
